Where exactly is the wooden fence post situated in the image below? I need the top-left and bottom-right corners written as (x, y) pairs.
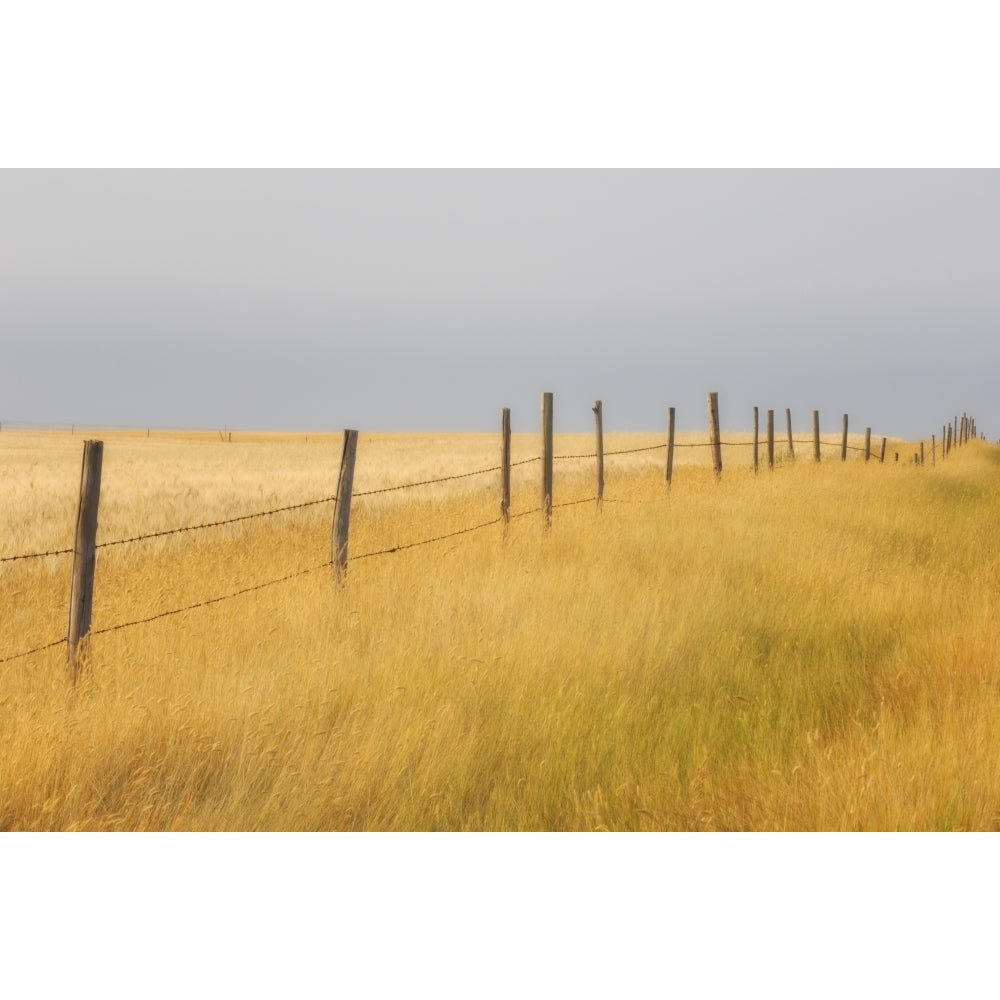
top-left (67, 440), bottom-right (104, 682)
top-left (812, 411), bottom-right (821, 463)
top-left (864, 427), bottom-right (871, 463)
top-left (785, 408), bottom-right (795, 460)
top-left (766, 409), bottom-right (775, 469)
top-left (841, 414), bottom-right (848, 461)
top-left (500, 408), bottom-right (511, 524)
top-left (932, 434), bottom-right (936, 467)
top-left (331, 429), bottom-right (359, 582)
top-left (752, 406), bottom-right (759, 474)
top-left (593, 400), bottom-right (604, 507)
top-left (665, 407), bottom-right (675, 486)
top-left (541, 392), bottom-right (553, 526)
top-left (880, 437), bottom-right (887, 463)
top-left (920, 441), bottom-right (925, 466)
top-left (707, 392), bottom-right (722, 478)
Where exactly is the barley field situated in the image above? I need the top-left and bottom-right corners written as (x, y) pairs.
top-left (2, 424), bottom-right (998, 831)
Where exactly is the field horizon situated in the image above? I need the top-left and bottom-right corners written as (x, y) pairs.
top-left (3, 423), bottom-right (997, 831)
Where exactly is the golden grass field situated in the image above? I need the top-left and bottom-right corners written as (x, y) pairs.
top-left (2, 423), bottom-right (998, 831)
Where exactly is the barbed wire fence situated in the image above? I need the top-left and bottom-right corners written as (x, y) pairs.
top-left (1, 394), bottom-right (983, 673)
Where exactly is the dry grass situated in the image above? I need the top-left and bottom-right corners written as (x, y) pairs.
top-left (2, 425), bottom-right (998, 830)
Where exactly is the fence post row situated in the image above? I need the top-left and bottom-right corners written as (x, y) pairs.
top-left (707, 392), bottom-right (722, 478)
top-left (67, 440), bottom-right (104, 683)
top-left (665, 407), bottom-right (676, 486)
top-left (541, 391), bottom-right (553, 527)
top-left (500, 408), bottom-right (511, 524)
top-left (593, 400), bottom-right (604, 507)
top-left (331, 429), bottom-right (358, 582)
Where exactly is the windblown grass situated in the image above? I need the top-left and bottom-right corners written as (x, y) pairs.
top-left (2, 426), bottom-right (998, 830)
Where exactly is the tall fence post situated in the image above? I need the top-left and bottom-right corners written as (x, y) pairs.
top-left (785, 408), bottom-right (795, 460)
top-left (541, 391), bottom-right (553, 527)
top-left (752, 406), bottom-right (759, 474)
top-left (665, 407), bottom-right (675, 486)
top-left (841, 414), bottom-right (849, 461)
top-left (593, 400), bottom-right (604, 507)
top-left (920, 441), bottom-right (925, 466)
top-left (331, 429), bottom-right (359, 582)
top-left (766, 409), bottom-right (775, 469)
top-left (500, 408), bottom-right (511, 524)
top-left (67, 439), bottom-right (104, 683)
top-left (707, 392), bottom-right (722, 478)
top-left (864, 427), bottom-right (871, 463)
top-left (812, 411), bottom-right (821, 463)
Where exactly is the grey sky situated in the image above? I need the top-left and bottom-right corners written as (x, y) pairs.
top-left (3, 169), bottom-right (998, 439)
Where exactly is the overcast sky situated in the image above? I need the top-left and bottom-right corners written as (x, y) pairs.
top-left (3, 169), bottom-right (998, 439)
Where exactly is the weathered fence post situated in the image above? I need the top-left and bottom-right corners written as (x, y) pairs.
top-left (864, 427), bottom-right (871, 463)
top-left (785, 408), bottom-right (795, 460)
top-left (67, 440), bottom-right (104, 683)
top-left (766, 409), bottom-right (775, 469)
top-left (500, 408), bottom-right (511, 524)
top-left (331, 429), bottom-right (359, 582)
top-left (707, 392), bottom-right (722, 478)
top-left (752, 406), bottom-right (759, 474)
top-left (541, 391), bottom-right (553, 527)
top-left (880, 437), bottom-right (887, 463)
top-left (593, 400), bottom-right (604, 507)
top-left (812, 411), bottom-right (821, 463)
top-left (841, 414), bottom-right (848, 461)
top-left (665, 407), bottom-right (676, 486)
top-left (920, 441), bottom-right (925, 466)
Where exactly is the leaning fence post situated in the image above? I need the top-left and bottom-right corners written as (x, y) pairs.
top-left (67, 439), bottom-right (104, 683)
top-left (541, 392), bottom-right (553, 527)
top-left (864, 427), bottom-right (871, 463)
top-left (841, 414), bottom-right (849, 461)
top-left (593, 400), bottom-right (604, 507)
top-left (331, 429), bottom-right (359, 581)
top-left (812, 411), bottom-right (821, 463)
top-left (707, 392), bottom-right (722, 478)
top-left (752, 406), bottom-right (759, 474)
top-left (500, 408), bottom-right (511, 524)
top-left (665, 407), bottom-right (676, 486)
top-left (766, 409), bottom-right (775, 470)
top-left (880, 437), bottom-right (887, 463)
top-left (785, 408), bottom-right (795, 460)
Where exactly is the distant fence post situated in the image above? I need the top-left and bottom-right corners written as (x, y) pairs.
top-left (500, 408), bottom-right (511, 524)
top-left (665, 407), bottom-right (676, 486)
top-left (880, 437), bottom-right (887, 463)
top-left (841, 414), bottom-right (848, 461)
top-left (707, 392), bottom-right (722, 478)
top-left (931, 434), bottom-right (936, 467)
top-left (67, 439), bottom-right (104, 683)
top-left (920, 441), bottom-right (925, 466)
top-left (752, 406), bottom-right (759, 473)
top-left (331, 429), bottom-right (359, 582)
top-left (812, 411), bottom-right (821, 463)
top-left (593, 400), bottom-right (604, 507)
top-left (766, 409), bottom-right (775, 469)
top-left (864, 427), bottom-right (871, 463)
top-left (785, 408), bottom-right (795, 460)
top-left (541, 392), bottom-right (553, 526)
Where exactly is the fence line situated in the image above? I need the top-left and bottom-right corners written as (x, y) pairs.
top-left (3, 392), bottom-right (982, 674)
